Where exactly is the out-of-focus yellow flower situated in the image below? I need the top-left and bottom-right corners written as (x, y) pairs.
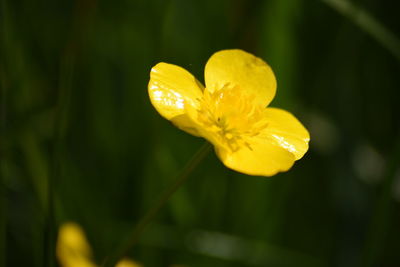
top-left (148, 49), bottom-right (310, 176)
top-left (115, 258), bottom-right (142, 267)
top-left (57, 222), bottom-right (97, 267)
top-left (57, 222), bottom-right (142, 267)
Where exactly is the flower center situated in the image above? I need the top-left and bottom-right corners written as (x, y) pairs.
top-left (197, 84), bottom-right (268, 152)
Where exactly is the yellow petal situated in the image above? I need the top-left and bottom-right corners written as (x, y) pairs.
top-left (57, 222), bottom-right (97, 267)
top-left (215, 139), bottom-right (295, 177)
top-left (169, 113), bottom-right (202, 137)
top-left (115, 258), bottom-right (143, 267)
top-left (204, 49), bottom-right (276, 107)
top-left (262, 108), bottom-right (310, 160)
top-left (148, 63), bottom-right (203, 135)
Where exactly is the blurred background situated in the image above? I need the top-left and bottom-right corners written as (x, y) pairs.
top-left (1, 0), bottom-right (400, 266)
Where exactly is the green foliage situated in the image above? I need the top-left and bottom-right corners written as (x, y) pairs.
top-left (1, 0), bottom-right (400, 266)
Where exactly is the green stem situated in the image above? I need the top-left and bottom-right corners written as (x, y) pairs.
top-left (102, 142), bottom-right (212, 267)
top-left (322, 0), bottom-right (400, 61)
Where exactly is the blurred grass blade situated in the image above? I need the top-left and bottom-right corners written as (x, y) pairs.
top-left (0, 0), bottom-right (9, 265)
top-left (322, 0), bottom-right (400, 61)
top-left (0, 171), bottom-right (5, 267)
top-left (0, 76), bottom-right (7, 267)
top-left (102, 142), bottom-right (212, 267)
top-left (46, 1), bottom-right (97, 266)
top-left (362, 137), bottom-right (400, 267)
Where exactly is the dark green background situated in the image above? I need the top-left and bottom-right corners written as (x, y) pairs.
top-left (1, 0), bottom-right (400, 266)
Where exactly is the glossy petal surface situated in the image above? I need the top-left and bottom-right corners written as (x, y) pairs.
top-left (204, 49), bottom-right (276, 107)
top-left (148, 62), bottom-right (203, 119)
top-left (148, 50), bottom-right (310, 177)
top-left (262, 108), bottom-right (310, 160)
top-left (148, 63), bottom-right (203, 135)
top-left (215, 138), bottom-right (295, 176)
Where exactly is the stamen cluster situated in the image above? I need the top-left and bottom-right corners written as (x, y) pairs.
top-left (196, 83), bottom-right (268, 152)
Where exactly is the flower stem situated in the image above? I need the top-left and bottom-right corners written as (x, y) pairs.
top-left (102, 142), bottom-right (212, 267)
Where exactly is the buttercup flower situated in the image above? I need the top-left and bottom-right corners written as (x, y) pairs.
top-left (57, 222), bottom-right (142, 267)
top-left (148, 49), bottom-right (309, 176)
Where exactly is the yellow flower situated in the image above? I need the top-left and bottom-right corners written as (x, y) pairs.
top-left (57, 222), bottom-right (142, 267)
top-left (148, 49), bottom-right (310, 176)
top-left (114, 258), bottom-right (142, 267)
top-left (57, 223), bottom-right (97, 267)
